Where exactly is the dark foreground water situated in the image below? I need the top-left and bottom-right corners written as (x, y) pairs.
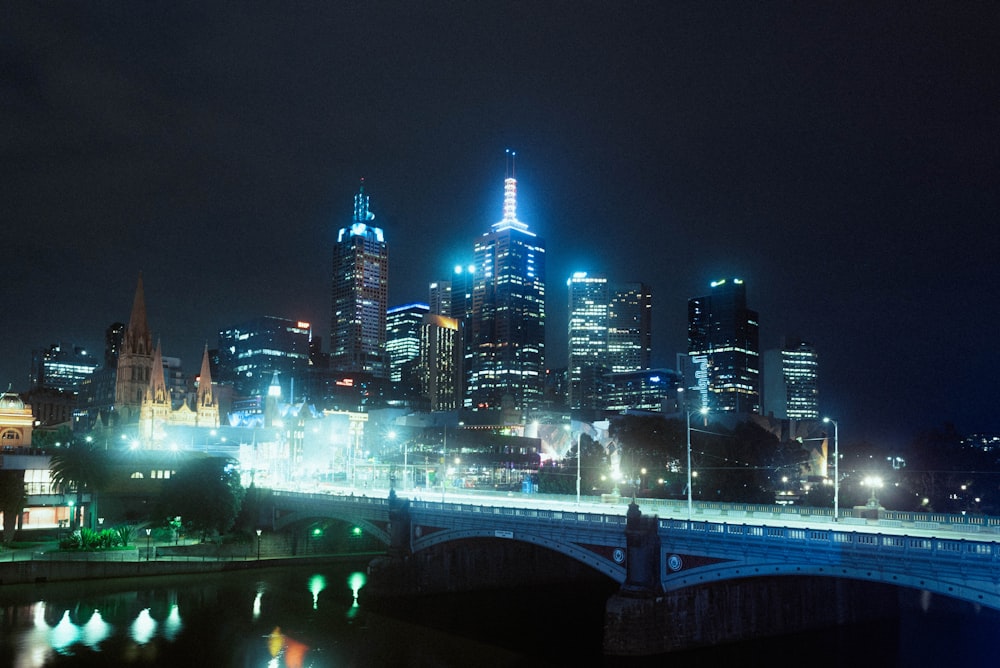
top-left (1, 561), bottom-right (998, 667)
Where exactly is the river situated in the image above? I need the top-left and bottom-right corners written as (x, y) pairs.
top-left (1, 560), bottom-right (998, 667)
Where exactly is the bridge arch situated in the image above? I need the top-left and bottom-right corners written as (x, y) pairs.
top-left (412, 527), bottom-right (626, 583)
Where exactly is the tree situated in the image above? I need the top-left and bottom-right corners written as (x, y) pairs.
top-left (0, 469), bottom-right (26, 545)
top-left (157, 457), bottom-right (245, 540)
top-left (49, 443), bottom-right (111, 529)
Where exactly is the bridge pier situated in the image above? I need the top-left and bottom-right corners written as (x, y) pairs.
top-left (603, 501), bottom-right (900, 656)
top-left (365, 489), bottom-right (413, 596)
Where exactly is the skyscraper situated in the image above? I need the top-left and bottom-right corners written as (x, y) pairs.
top-left (428, 281), bottom-right (452, 317)
top-left (330, 181), bottom-right (389, 378)
top-left (567, 272), bottom-right (609, 409)
top-left (608, 282), bottom-right (652, 373)
top-left (763, 338), bottom-right (819, 420)
top-left (30, 344), bottom-right (99, 393)
top-left (216, 316), bottom-right (313, 399)
top-left (467, 154), bottom-right (546, 410)
top-left (687, 278), bottom-right (760, 414)
top-left (420, 313), bottom-right (462, 411)
top-left (386, 303), bottom-right (430, 383)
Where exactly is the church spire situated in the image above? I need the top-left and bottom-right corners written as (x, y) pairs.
top-left (197, 344), bottom-right (214, 407)
top-left (146, 339), bottom-right (168, 405)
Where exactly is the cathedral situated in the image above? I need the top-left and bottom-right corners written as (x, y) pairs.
top-left (114, 274), bottom-right (220, 446)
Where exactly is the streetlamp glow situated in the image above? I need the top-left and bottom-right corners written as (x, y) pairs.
top-left (823, 417), bottom-right (840, 521)
top-left (145, 528), bottom-right (152, 561)
top-left (256, 529), bottom-right (263, 560)
top-left (686, 406), bottom-right (709, 520)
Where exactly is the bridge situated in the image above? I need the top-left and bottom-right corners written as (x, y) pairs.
top-left (265, 488), bottom-right (1000, 655)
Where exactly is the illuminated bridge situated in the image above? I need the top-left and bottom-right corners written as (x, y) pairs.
top-left (265, 488), bottom-right (1000, 655)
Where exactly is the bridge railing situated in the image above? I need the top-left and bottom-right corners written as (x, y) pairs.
top-left (659, 517), bottom-right (1000, 566)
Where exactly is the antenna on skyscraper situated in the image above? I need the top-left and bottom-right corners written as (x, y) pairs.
top-left (506, 148), bottom-right (516, 179)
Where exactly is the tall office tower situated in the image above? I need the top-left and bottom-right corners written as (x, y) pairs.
top-left (330, 180), bottom-right (389, 378)
top-left (115, 273), bottom-right (155, 424)
top-left (216, 317), bottom-right (313, 399)
top-left (428, 281), bottom-right (452, 316)
top-left (567, 272), bottom-right (609, 409)
top-left (763, 338), bottom-right (819, 419)
top-left (420, 313), bottom-right (462, 411)
top-left (687, 278), bottom-right (760, 414)
top-left (449, 264), bottom-right (476, 403)
top-left (30, 344), bottom-right (99, 393)
top-left (608, 282), bottom-right (652, 373)
top-left (386, 303), bottom-right (430, 383)
top-left (467, 155), bottom-right (546, 410)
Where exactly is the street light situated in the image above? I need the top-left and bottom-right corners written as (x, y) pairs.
top-left (686, 406), bottom-right (709, 520)
top-left (565, 424), bottom-right (582, 505)
top-left (823, 417), bottom-right (840, 521)
top-left (256, 529), bottom-right (262, 560)
top-left (864, 476), bottom-right (883, 508)
top-left (145, 528), bottom-right (152, 561)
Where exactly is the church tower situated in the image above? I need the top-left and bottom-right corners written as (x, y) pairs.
top-left (139, 340), bottom-right (171, 445)
top-left (114, 273), bottom-right (155, 424)
top-left (196, 344), bottom-right (220, 428)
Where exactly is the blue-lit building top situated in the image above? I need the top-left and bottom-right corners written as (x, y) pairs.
top-left (330, 181), bottom-right (389, 378)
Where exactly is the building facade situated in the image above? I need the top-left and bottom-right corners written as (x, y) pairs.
top-left (216, 316), bottom-right (313, 400)
top-left (467, 160), bottom-right (546, 411)
top-left (330, 180), bottom-right (389, 379)
top-left (687, 278), bottom-right (760, 414)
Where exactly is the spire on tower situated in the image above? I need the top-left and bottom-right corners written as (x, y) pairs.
top-left (493, 149), bottom-right (530, 233)
top-left (353, 178), bottom-right (374, 222)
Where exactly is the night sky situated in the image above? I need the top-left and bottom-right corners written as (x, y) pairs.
top-left (4, 3), bottom-right (998, 448)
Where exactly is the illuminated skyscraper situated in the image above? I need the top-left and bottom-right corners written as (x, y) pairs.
top-left (467, 153), bottom-right (546, 410)
top-left (687, 278), bottom-right (760, 414)
top-left (330, 181), bottom-right (389, 378)
top-left (420, 313), bottom-right (462, 411)
top-left (386, 303), bottom-right (430, 383)
top-left (216, 316), bottom-right (313, 399)
top-left (608, 282), bottom-right (652, 373)
top-left (428, 281), bottom-right (452, 316)
top-left (31, 344), bottom-right (99, 393)
top-left (763, 338), bottom-right (819, 419)
top-left (567, 272), bottom-right (609, 409)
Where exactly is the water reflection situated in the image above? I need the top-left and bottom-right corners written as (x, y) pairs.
top-left (0, 563), bottom-right (611, 667)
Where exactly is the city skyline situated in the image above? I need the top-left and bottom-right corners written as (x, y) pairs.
top-left (4, 4), bottom-right (997, 447)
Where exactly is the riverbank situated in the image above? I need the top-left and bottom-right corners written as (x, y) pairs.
top-left (0, 535), bottom-right (384, 586)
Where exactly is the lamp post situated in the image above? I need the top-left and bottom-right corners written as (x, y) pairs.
top-left (686, 407), bottom-right (708, 520)
top-left (145, 528), bottom-right (152, 561)
top-left (256, 529), bottom-right (262, 560)
top-left (823, 417), bottom-right (840, 521)
top-left (442, 424), bottom-right (448, 502)
top-left (576, 431), bottom-right (582, 505)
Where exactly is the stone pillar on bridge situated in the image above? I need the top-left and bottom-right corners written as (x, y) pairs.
top-left (364, 489), bottom-right (414, 600)
top-left (387, 488), bottom-right (412, 560)
top-left (604, 500), bottom-right (666, 655)
top-left (620, 499), bottom-right (663, 597)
